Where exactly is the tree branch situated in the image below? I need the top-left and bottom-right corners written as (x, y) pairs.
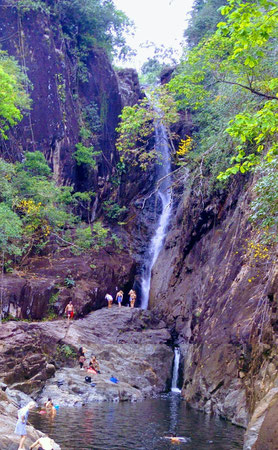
top-left (210, 79), bottom-right (278, 101)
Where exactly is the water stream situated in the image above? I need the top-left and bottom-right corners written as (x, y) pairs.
top-left (140, 122), bottom-right (172, 310)
top-left (171, 347), bottom-right (182, 393)
top-left (29, 395), bottom-right (244, 449)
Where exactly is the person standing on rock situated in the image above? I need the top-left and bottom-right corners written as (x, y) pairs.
top-left (78, 347), bottom-right (86, 370)
top-left (65, 300), bottom-right (74, 324)
top-left (128, 289), bottom-right (136, 308)
top-left (105, 293), bottom-right (113, 308)
top-left (14, 400), bottom-right (36, 449)
top-left (115, 290), bottom-right (124, 308)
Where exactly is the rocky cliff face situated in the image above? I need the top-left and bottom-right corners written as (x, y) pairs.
top-left (149, 172), bottom-right (278, 441)
top-left (0, 1), bottom-right (122, 186)
top-left (0, 0), bottom-right (156, 319)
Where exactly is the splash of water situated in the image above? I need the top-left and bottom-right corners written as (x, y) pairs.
top-left (171, 347), bottom-right (181, 393)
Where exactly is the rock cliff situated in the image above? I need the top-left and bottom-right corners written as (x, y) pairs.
top-left (0, 307), bottom-right (173, 402)
top-left (0, 0), bottom-right (155, 320)
top-left (0, 0), bottom-right (122, 185)
top-left (149, 173), bottom-right (278, 443)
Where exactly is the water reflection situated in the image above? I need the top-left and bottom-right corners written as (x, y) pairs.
top-left (29, 395), bottom-right (243, 450)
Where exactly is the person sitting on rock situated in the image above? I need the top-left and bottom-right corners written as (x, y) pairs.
top-left (105, 293), bottom-right (113, 308)
top-left (65, 300), bottom-right (74, 323)
top-left (30, 435), bottom-right (55, 449)
top-left (116, 290), bottom-right (124, 308)
top-left (88, 355), bottom-right (100, 373)
top-left (128, 289), bottom-right (136, 308)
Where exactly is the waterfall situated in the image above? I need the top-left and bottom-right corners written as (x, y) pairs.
top-left (140, 121), bottom-right (172, 310)
top-left (171, 347), bottom-right (181, 393)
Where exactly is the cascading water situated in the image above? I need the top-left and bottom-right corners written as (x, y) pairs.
top-left (140, 121), bottom-right (172, 310)
top-left (171, 347), bottom-right (181, 393)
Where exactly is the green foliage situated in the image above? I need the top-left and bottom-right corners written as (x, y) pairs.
top-left (103, 200), bottom-right (127, 220)
top-left (184, 0), bottom-right (228, 47)
top-left (0, 51), bottom-right (30, 138)
top-left (110, 161), bottom-right (126, 186)
top-left (74, 226), bottom-right (94, 252)
top-left (20, 151), bottom-right (51, 177)
top-left (64, 277), bottom-right (75, 288)
top-left (111, 233), bottom-right (123, 250)
top-left (116, 86), bottom-right (179, 170)
top-left (92, 221), bottom-right (109, 249)
top-left (249, 158), bottom-right (278, 242)
top-left (0, 151), bottom-right (113, 268)
top-left (73, 142), bottom-right (101, 168)
top-left (140, 58), bottom-right (164, 86)
top-left (168, 0), bottom-right (278, 179)
top-left (83, 102), bottom-right (102, 134)
top-left (0, 203), bottom-right (23, 258)
top-left (56, 74), bottom-right (66, 104)
top-left (56, 344), bottom-right (76, 359)
top-left (55, 0), bottom-right (132, 61)
top-left (49, 292), bottom-right (59, 305)
top-left (11, 0), bottom-right (50, 13)
top-left (79, 126), bottom-right (92, 141)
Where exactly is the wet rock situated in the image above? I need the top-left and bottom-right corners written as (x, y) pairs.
top-left (1, 249), bottom-right (135, 321)
top-left (149, 175), bottom-right (278, 427)
top-left (116, 68), bottom-right (144, 107)
top-left (251, 398), bottom-right (278, 449)
top-left (37, 367), bottom-right (143, 405)
top-left (244, 388), bottom-right (278, 449)
top-left (0, 307), bottom-right (173, 404)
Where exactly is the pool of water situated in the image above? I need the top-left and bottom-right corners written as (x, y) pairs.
top-left (29, 394), bottom-right (244, 450)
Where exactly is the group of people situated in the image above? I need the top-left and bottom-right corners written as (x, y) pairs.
top-left (15, 401), bottom-right (55, 449)
top-left (105, 289), bottom-right (137, 308)
top-left (78, 347), bottom-right (100, 374)
top-left (64, 287), bottom-right (138, 322)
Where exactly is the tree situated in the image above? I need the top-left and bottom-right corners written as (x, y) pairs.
top-left (0, 51), bottom-right (30, 138)
top-left (168, 0), bottom-right (278, 177)
top-left (184, 0), bottom-right (228, 47)
top-left (54, 0), bottom-right (133, 60)
top-left (0, 203), bottom-right (23, 323)
top-left (116, 86), bottom-right (179, 170)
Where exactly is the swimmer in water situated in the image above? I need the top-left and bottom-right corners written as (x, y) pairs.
top-left (164, 433), bottom-right (188, 443)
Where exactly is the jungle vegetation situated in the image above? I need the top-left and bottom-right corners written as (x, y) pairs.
top-left (117, 0), bottom-right (278, 242)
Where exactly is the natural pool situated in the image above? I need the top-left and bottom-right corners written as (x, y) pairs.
top-left (29, 394), bottom-right (244, 450)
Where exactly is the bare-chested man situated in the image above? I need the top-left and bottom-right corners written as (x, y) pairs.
top-left (65, 300), bottom-right (74, 324)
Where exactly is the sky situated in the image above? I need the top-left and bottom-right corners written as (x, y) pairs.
top-left (113, 0), bottom-right (194, 70)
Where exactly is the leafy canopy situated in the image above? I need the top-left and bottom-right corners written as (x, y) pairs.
top-left (168, 0), bottom-right (278, 177)
top-left (54, 0), bottom-right (133, 60)
top-left (0, 51), bottom-right (30, 138)
top-left (116, 86), bottom-right (179, 170)
top-left (0, 152), bottom-right (113, 268)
